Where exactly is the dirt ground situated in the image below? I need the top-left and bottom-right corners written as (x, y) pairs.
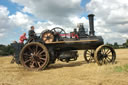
top-left (0, 49), bottom-right (128, 85)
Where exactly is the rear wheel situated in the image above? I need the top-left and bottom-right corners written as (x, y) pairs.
top-left (84, 49), bottom-right (95, 63)
top-left (20, 42), bottom-right (50, 70)
top-left (94, 45), bottom-right (116, 65)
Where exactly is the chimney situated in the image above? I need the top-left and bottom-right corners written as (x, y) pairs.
top-left (88, 14), bottom-right (95, 36)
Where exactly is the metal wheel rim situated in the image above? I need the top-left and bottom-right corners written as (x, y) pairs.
top-left (84, 49), bottom-right (95, 63)
top-left (94, 45), bottom-right (116, 65)
top-left (20, 42), bottom-right (49, 70)
top-left (42, 32), bottom-right (54, 43)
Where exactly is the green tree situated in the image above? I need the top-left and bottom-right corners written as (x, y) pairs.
top-left (122, 39), bottom-right (128, 48)
top-left (0, 44), bottom-right (14, 56)
top-left (106, 42), bottom-right (113, 47)
top-left (113, 42), bottom-right (119, 49)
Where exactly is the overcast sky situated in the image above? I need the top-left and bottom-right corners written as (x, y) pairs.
top-left (0, 0), bottom-right (128, 45)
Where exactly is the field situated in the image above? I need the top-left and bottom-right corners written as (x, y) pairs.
top-left (0, 49), bottom-right (128, 85)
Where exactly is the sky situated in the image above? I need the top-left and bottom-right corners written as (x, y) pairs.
top-left (0, 0), bottom-right (128, 45)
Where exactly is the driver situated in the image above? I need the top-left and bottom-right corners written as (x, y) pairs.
top-left (28, 26), bottom-right (37, 42)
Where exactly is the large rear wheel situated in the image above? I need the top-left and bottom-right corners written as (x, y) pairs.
top-left (20, 42), bottom-right (50, 70)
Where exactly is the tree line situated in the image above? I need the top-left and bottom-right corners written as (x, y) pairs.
top-left (106, 39), bottom-right (128, 49)
top-left (0, 39), bottom-right (128, 56)
top-left (0, 44), bottom-right (14, 56)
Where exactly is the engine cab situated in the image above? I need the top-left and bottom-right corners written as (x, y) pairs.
top-left (70, 23), bottom-right (88, 39)
top-left (77, 23), bottom-right (88, 38)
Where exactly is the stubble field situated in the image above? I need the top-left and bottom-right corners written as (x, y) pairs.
top-left (0, 49), bottom-right (128, 85)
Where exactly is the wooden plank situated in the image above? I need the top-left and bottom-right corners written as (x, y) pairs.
top-left (46, 39), bottom-right (98, 44)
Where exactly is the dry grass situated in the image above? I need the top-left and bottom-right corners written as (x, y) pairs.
top-left (0, 49), bottom-right (128, 85)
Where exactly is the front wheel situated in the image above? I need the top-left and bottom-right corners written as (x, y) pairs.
top-left (84, 49), bottom-right (95, 63)
top-left (94, 45), bottom-right (116, 65)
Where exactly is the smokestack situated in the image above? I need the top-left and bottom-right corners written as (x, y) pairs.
top-left (88, 14), bottom-right (95, 36)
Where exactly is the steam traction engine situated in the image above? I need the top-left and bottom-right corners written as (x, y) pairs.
top-left (12, 14), bottom-right (116, 70)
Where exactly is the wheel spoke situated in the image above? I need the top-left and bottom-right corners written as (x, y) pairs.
top-left (40, 58), bottom-right (46, 61)
top-left (104, 58), bottom-right (108, 64)
top-left (60, 30), bottom-right (63, 34)
top-left (106, 58), bottom-right (110, 63)
top-left (105, 48), bottom-right (109, 54)
top-left (49, 39), bottom-right (53, 41)
top-left (30, 61), bottom-right (35, 68)
top-left (36, 45), bottom-right (38, 53)
top-left (102, 48), bottom-right (106, 54)
top-left (28, 46), bottom-right (33, 52)
top-left (102, 58), bottom-right (105, 64)
top-left (50, 35), bottom-right (54, 38)
top-left (43, 37), bottom-right (47, 41)
top-left (48, 34), bottom-right (52, 38)
top-left (36, 50), bottom-right (41, 56)
top-left (39, 60), bottom-right (45, 64)
top-left (39, 50), bottom-right (45, 55)
top-left (103, 48), bottom-right (106, 54)
top-left (89, 57), bottom-right (93, 62)
top-left (44, 38), bottom-right (48, 42)
top-left (106, 58), bottom-right (111, 63)
top-left (101, 48), bottom-right (105, 54)
top-left (108, 55), bottom-right (112, 57)
top-left (106, 50), bottom-right (112, 55)
top-left (88, 58), bottom-right (91, 62)
top-left (107, 57), bottom-right (111, 61)
top-left (37, 62), bottom-right (41, 67)
top-left (87, 50), bottom-right (91, 54)
top-left (86, 55), bottom-right (90, 58)
top-left (23, 53), bottom-right (31, 57)
top-left (45, 34), bottom-right (48, 37)
top-left (90, 50), bottom-right (92, 54)
top-left (54, 29), bottom-right (56, 32)
top-left (24, 59), bottom-right (31, 64)
top-left (34, 61), bottom-right (38, 67)
top-left (47, 33), bottom-right (50, 36)
top-left (86, 52), bottom-right (91, 55)
top-left (91, 50), bottom-right (94, 54)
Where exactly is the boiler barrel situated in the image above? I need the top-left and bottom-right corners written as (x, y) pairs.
top-left (46, 36), bottom-right (104, 51)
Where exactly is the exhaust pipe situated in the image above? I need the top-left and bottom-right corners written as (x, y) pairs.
top-left (88, 14), bottom-right (95, 36)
